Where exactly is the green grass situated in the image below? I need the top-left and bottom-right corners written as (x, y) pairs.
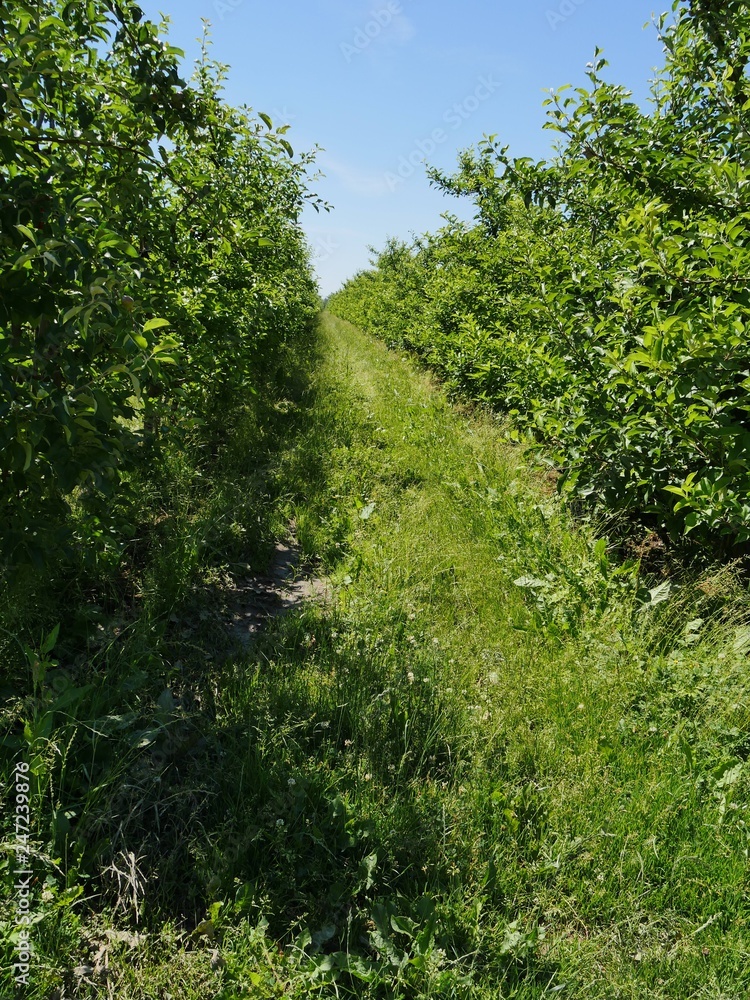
top-left (2, 311), bottom-right (750, 998)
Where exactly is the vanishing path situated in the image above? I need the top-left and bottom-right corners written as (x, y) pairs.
top-left (273, 310), bottom-right (746, 999)
top-left (317, 309), bottom-right (600, 682)
top-left (83, 311), bottom-right (747, 999)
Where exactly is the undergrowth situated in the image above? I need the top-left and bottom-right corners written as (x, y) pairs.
top-left (2, 313), bottom-right (750, 998)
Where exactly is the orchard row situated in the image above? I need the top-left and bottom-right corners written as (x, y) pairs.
top-left (0, 0), bottom-right (321, 570)
top-left (330, 2), bottom-right (750, 553)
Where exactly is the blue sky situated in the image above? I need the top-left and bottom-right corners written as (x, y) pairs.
top-left (137, 1), bottom-right (668, 295)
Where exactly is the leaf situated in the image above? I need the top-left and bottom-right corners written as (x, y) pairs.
top-left (191, 920), bottom-right (215, 940)
top-left (711, 758), bottom-right (740, 786)
top-left (359, 502), bottom-right (376, 521)
top-left (390, 914), bottom-right (417, 937)
top-left (358, 852), bottom-right (378, 890)
top-left (143, 318), bottom-right (171, 332)
top-left (259, 112), bottom-right (273, 129)
top-left (336, 953), bottom-right (377, 982)
top-left (514, 576), bottom-right (546, 589)
top-left (311, 923), bottom-right (337, 949)
top-left (20, 440), bottom-right (32, 472)
top-left (15, 224), bottom-right (36, 243)
top-left (49, 684), bottom-right (95, 714)
top-left (62, 304), bottom-right (86, 325)
top-left (157, 689), bottom-right (176, 713)
top-left (41, 623), bottom-right (60, 656)
top-left (733, 628), bottom-right (750, 656)
top-left (646, 581), bottom-right (674, 607)
top-left (151, 340), bottom-right (179, 354)
top-left (0, 136), bottom-right (18, 163)
top-left (91, 389), bottom-right (113, 424)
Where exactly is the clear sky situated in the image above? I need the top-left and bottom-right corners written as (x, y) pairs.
top-left (137, 1), bottom-right (668, 296)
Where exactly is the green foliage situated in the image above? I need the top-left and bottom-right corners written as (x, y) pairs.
top-left (3, 311), bottom-right (750, 998)
top-left (0, 0), bottom-right (320, 569)
top-left (329, 2), bottom-right (750, 552)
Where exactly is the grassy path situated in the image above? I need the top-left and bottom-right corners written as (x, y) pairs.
top-left (7, 312), bottom-right (750, 999)
top-left (210, 311), bottom-right (747, 999)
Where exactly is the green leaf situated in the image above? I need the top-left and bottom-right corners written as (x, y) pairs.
top-left (143, 318), bottom-right (171, 332)
top-left (647, 582), bottom-right (674, 607)
top-left (0, 137), bottom-right (17, 163)
top-left (15, 224), bottom-right (37, 244)
top-left (733, 628), bottom-right (750, 656)
top-left (41, 623), bottom-right (60, 656)
top-left (514, 576), bottom-right (546, 589)
top-left (20, 440), bottom-right (32, 472)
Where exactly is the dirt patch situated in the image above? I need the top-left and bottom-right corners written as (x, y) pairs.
top-left (226, 532), bottom-right (330, 647)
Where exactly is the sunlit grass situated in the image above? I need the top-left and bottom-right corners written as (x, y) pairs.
top-left (2, 313), bottom-right (749, 998)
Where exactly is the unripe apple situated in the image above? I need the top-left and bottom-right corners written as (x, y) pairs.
top-left (122, 295), bottom-right (135, 312)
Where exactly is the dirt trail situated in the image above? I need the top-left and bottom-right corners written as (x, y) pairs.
top-left (227, 530), bottom-right (330, 646)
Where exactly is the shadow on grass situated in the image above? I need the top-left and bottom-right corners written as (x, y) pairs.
top-left (1, 316), bottom-right (559, 994)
